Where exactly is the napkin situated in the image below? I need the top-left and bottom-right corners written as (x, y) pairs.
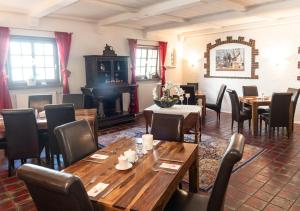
top-left (39, 111), bottom-right (46, 118)
top-left (153, 140), bottom-right (160, 146)
top-left (160, 163), bottom-right (181, 170)
top-left (88, 182), bottom-right (109, 197)
top-left (90, 154), bottom-right (109, 160)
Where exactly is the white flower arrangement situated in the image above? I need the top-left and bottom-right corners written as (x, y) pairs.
top-left (152, 81), bottom-right (185, 100)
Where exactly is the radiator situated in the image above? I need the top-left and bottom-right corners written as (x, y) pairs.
top-left (11, 91), bottom-right (61, 109)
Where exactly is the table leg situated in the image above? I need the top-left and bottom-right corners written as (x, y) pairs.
top-left (201, 96), bottom-right (206, 124)
top-left (189, 148), bottom-right (199, 193)
top-left (252, 103), bottom-right (258, 136)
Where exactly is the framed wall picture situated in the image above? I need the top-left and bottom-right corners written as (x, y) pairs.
top-left (204, 36), bottom-right (259, 79)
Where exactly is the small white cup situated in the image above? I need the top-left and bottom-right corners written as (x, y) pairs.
top-left (118, 155), bottom-right (129, 168)
top-left (142, 134), bottom-right (153, 150)
top-left (124, 149), bottom-right (137, 163)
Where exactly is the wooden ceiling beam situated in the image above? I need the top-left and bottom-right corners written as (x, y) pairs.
top-left (97, 0), bottom-right (202, 26)
top-left (30, 0), bottom-right (79, 18)
top-left (145, 0), bottom-right (300, 32)
top-left (81, 0), bottom-right (136, 12)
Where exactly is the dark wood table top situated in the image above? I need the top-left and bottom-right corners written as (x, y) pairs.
top-left (0, 108), bottom-right (97, 137)
top-left (63, 137), bottom-right (198, 211)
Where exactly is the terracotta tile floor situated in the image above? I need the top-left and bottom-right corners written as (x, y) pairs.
top-left (100, 111), bottom-right (300, 211)
top-left (1, 110), bottom-right (300, 210)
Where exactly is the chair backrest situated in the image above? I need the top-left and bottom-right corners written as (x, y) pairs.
top-left (180, 85), bottom-right (196, 105)
top-left (187, 83), bottom-right (199, 92)
top-left (242, 86), bottom-right (258, 97)
top-left (208, 133), bottom-right (245, 211)
top-left (62, 94), bottom-right (84, 109)
top-left (45, 104), bottom-right (75, 155)
top-left (17, 164), bottom-right (94, 211)
top-left (150, 113), bottom-right (184, 142)
top-left (54, 120), bottom-right (97, 167)
top-left (216, 84), bottom-right (227, 107)
top-left (226, 89), bottom-right (241, 122)
top-left (269, 92), bottom-right (292, 127)
top-left (28, 95), bottom-right (52, 112)
top-left (1, 109), bottom-right (40, 160)
top-left (287, 88), bottom-right (300, 118)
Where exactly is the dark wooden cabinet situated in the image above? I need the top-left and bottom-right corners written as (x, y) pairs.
top-left (82, 54), bottom-right (137, 128)
top-left (84, 55), bottom-right (129, 86)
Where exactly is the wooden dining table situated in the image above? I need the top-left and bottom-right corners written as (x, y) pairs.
top-left (63, 137), bottom-right (199, 211)
top-left (0, 108), bottom-right (98, 140)
top-left (143, 105), bottom-right (201, 143)
top-left (239, 96), bottom-right (271, 136)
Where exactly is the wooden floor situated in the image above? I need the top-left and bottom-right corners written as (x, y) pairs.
top-left (1, 110), bottom-right (300, 210)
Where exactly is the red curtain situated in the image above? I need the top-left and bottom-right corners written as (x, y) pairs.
top-left (159, 41), bottom-right (167, 87)
top-left (128, 39), bottom-right (139, 114)
top-left (54, 32), bottom-right (72, 94)
top-left (0, 27), bottom-right (12, 110)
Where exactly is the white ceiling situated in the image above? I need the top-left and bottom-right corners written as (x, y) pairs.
top-left (0, 0), bottom-right (300, 35)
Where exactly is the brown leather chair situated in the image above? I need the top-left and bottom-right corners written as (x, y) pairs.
top-left (242, 86), bottom-right (258, 96)
top-left (150, 113), bottom-right (184, 142)
top-left (45, 104), bottom-right (75, 169)
top-left (62, 94), bottom-right (84, 109)
top-left (260, 93), bottom-right (292, 138)
top-left (54, 120), bottom-right (97, 168)
top-left (17, 164), bottom-right (97, 211)
top-left (242, 86), bottom-right (267, 114)
top-left (1, 109), bottom-right (41, 176)
top-left (187, 83), bottom-right (199, 92)
top-left (164, 133), bottom-right (245, 211)
top-left (206, 84), bottom-right (227, 121)
top-left (28, 95), bottom-right (52, 112)
top-left (287, 88), bottom-right (300, 130)
top-left (227, 89), bottom-right (251, 133)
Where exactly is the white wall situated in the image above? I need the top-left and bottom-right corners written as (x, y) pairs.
top-left (0, 12), bottom-right (148, 109)
top-left (182, 22), bottom-right (300, 122)
top-left (1, 12), bottom-right (183, 112)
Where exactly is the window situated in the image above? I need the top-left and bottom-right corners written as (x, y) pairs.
top-left (136, 47), bottom-right (160, 80)
top-left (7, 36), bottom-right (60, 89)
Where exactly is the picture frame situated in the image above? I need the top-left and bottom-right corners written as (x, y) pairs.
top-left (204, 36), bottom-right (259, 79)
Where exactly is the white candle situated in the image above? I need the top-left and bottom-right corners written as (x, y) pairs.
top-left (142, 134), bottom-right (153, 150)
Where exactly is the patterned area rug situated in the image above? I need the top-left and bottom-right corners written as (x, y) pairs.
top-left (0, 170), bottom-right (35, 211)
top-left (99, 127), bottom-right (264, 191)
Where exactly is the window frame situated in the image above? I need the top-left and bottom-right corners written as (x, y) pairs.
top-left (6, 35), bottom-right (60, 89)
top-left (135, 45), bottom-right (160, 81)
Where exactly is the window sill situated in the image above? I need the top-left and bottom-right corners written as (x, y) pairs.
top-left (8, 83), bottom-right (61, 90)
top-left (136, 78), bottom-right (161, 83)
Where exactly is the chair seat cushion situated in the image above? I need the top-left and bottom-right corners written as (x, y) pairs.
top-left (164, 189), bottom-right (209, 211)
top-left (243, 106), bottom-right (269, 114)
top-left (206, 103), bottom-right (218, 110)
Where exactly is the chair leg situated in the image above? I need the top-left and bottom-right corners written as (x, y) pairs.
top-left (260, 118), bottom-right (262, 135)
top-left (50, 153), bottom-right (55, 169)
top-left (287, 126), bottom-right (290, 139)
top-left (231, 120), bottom-right (234, 130)
top-left (37, 157), bottom-right (41, 165)
top-left (56, 154), bottom-right (61, 168)
top-left (8, 160), bottom-right (13, 177)
top-left (269, 126), bottom-right (272, 138)
top-left (249, 119), bottom-right (251, 130)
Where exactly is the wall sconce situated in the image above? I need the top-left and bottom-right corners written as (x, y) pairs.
top-left (188, 52), bottom-right (200, 67)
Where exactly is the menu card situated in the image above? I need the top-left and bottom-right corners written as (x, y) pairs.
top-left (90, 154), bottom-right (109, 160)
top-left (159, 163), bottom-right (181, 170)
top-left (88, 183), bottom-right (109, 197)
